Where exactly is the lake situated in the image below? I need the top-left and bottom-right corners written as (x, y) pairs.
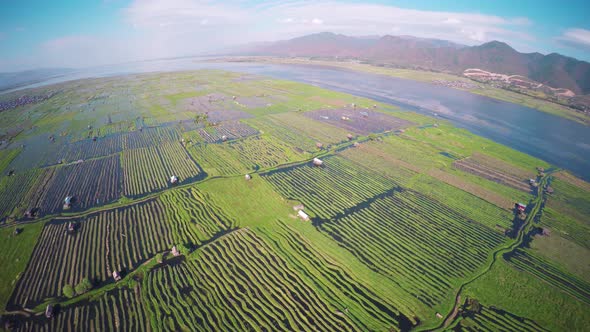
top-left (6, 57), bottom-right (590, 180)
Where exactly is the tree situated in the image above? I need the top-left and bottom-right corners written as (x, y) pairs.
top-left (62, 284), bottom-right (75, 298)
top-left (75, 278), bottom-right (93, 295)
top-left (178, 243), bottom-right (192, 255)
top-left (155, 253), bottom-right (164, 264)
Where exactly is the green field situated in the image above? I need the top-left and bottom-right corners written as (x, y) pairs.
top-left (0, 70), bottom-right (588, 331)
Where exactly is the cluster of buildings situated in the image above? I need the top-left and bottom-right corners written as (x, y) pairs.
top-left (0, 93), bottom-right (54, 112)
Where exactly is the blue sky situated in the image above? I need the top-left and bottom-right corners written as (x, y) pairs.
top-left (1, 0), bottom-right (589, 71)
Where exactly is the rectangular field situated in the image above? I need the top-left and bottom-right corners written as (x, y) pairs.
top-left (453, 157), bottom-right (532, 192)
top-left (303, 108), bottom-right (413, 135)
top-left (30, 155), bottom-right (122, 215)
top-left (197, 121), bottom-right (258, 143)
top-left (122, 142), bottom-right (202, 196)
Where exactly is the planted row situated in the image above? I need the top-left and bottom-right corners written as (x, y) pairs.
top-left (262, 156), bottom-right (398, 220)
top-left (143, 228), bottom-right (360, 331)
top-left (318, 189), bottom-right (506, 307)
top-left (13, 288), bottom-right (150, 332)
top-left (31, 155), bottom-right (122, 215)
top-left (122, 142), bottom-right (202, 196)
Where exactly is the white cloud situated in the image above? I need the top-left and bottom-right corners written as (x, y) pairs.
top-left (443, 18), bottom-right (462, 25)
top-left (557, 28), bottom-right (590, 50)
top-left (2, 0), bottom-right (541, 70)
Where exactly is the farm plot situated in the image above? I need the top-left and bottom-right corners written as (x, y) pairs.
top-left (55, 134), bottom-right (124, 163)
top-left (269, 112), bottom-right (350, 146)
top-left (124, 126), bottom-right (182, 150)
top-left (540, 207), bottom-right (590, 249)
top-left (259, 222), bottom-right (416, 330)
top-left (187, 143), bottom-right (245, 176)
top-left (245, 116), bottom-right (318, 153)
top-left (198, 121), bottom-right (258, 143)
top-left (317, 189), bottom-right (506, 307)
top-left (225, 136), bottom-right (299, 171)
top-left (9, 189), bottom-right (232, 308)
top-left (455, 304), bottom-right (548, 331)
top-left (454, 157), bottom-right (532, 192)
top-left (506, 249), bottom-right (590, 305)
top-left (31, 155), bottom-right (122, 215)
top-left (122, 142), bottom-right (202, 196)
top-left (546, 177), bottom-right (590, 223)
top-left (262, 156), bottom-right (398, 220)
top-left (182, 94), bottom-right (253, 122)
top-left (159, 187), bottom-right (236, 245)
top-left (143, 228), bottom-right (360, 332)
top-left (0, 169), bottom-right (45, 220)
top-left (13, 288), bottom-right (150, 332)
top-left (303, 108), bottom-right (413, 135)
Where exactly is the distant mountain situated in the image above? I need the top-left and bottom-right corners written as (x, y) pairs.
top-left (0, 68), bottom-right (74, 92)
top-left (236, 32), bottom-right (590, 95)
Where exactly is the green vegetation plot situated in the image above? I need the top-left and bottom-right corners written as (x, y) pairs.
top-left (463, 259), bottom-right (590, 331)
top-left (0, 222), bottom-right (45, 311)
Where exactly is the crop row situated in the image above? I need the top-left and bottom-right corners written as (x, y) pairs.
top-left (259, 222), bottom-right (415, 330)
top-left (187, 143), bottom-right (245, 176)
top-left (225, 136), bottom-right (296, 170)
top-left (539, 207), bottom-right (590, 249)
top-left (122, 142), bottom-right (202, 196)
top-left (31, 155), bottom-right (122, 215)
top-left (10, 200), bottom-right (173, 307)
top-left (14, 288), bottom-right (150, 332)
top-left (0, 169), bottom-right (45, 220)
top-left (547, 177), bottom-right (590, 222)
top-left (319, 189), bottom-right (505, 307)
top-left (143, 228), bottom-right (359, 331)
top-left (158, 187), bottom-right (236, 245)
top-left (457, 305), bottom-right (548, 331)
top-left (246, 116), bottom-right (318, 152)
top-left (454, 158), bottom-right (531, 192)
top-left (54, 126), bottom-right (182, 164)
top-left (197, 121), bottom-right (258, 143)
top-left (262, 156), bottom-right (398, 220)
top-left (506, 249), bottom-right (590, 304)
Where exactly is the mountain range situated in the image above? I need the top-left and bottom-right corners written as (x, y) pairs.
top-left (234, 32), bottom-right (590, 95)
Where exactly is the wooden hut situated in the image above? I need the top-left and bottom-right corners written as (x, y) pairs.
top-left (297, 210), bottom-right (310, 221)
top-left (45, 304), bottom-right (54, 319)
top-left (312, 158), bottom-right (323, 167)
top-left (170, 175), bottom-right (178, 184)
top-left (112, 271), bottom-right (122, 282)
top-left (172, 246), bottom-right (180, 257)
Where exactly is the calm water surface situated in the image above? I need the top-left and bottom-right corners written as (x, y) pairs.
top-left (7, 58), bottom-right (590, 180)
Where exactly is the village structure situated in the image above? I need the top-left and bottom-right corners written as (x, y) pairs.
top-left (63, 196), bottom-right (73, 210)
top-left (297, 210), bottom-right (310, 221)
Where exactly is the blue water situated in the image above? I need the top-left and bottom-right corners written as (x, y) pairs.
top-left (6, 57), bottom-right (590, 180)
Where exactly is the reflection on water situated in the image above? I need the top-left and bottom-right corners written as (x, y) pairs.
top-left (6, 57), bottom-right (590, 180)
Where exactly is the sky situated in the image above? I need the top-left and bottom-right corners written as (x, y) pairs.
top-left (0, 0), bottom-right (589, 71)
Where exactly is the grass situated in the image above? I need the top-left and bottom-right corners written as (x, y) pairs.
top-left (529, 233), bottom-right (590, 283)
top-left (463, 259), bottom-right (590, 331)
top-left (0, 221), bottom-right (45, 312)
